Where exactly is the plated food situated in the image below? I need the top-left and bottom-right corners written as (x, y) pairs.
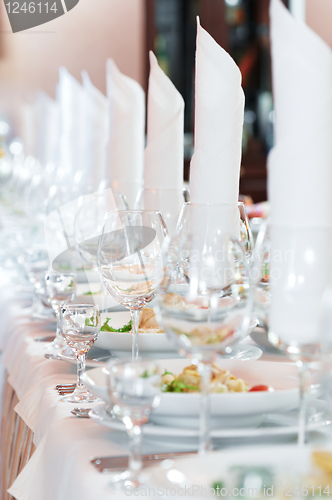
top-left (162, 364), bottom-right (249, 393)
top-left (83, 359), bottom-right (307, 430)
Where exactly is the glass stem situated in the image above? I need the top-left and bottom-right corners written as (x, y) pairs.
top-left (131, 309), bottom-right (140, 361)
top-left (76, 353), bottom-right (86, 392)
top-left (198, 361), bottom-right (212, 455)
top-left (127, 421), bottom-right (143, 478)
top-left (297, 360), bottom-right (308, 446)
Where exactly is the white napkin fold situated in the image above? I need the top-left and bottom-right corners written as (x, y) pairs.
top-left (58, 67), bottom-right (84, 180)
top-left (21, 91), bottom-right (59, 166)
top-left (190, 18), bottom-right (244, 209)
top-left (81, 71), bottom-right (108, 191)
top-left (269, 0), bottom-right (332, 228)
top-left (145, 51), bottom-right (184, 189)
top-left (268, 0), bottom-right (332, 345)
top-left (106, 59), bottom-right (145, 208)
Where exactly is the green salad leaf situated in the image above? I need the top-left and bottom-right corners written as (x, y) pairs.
top-left (101, 317), bottom-right (132, 333)
top-left (162, 379), bottom-right (200, 393)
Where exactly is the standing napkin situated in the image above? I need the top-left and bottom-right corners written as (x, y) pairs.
top-left (144, 51), bottom-right (185, 234)
top-left (268, 0), bottom-right (332, 345)
top-left (81, 71), bottom-right (108, 191)
top-left (58, 67), bottom-right (84, 182)
top-left (22, 91), bottom-right (59, 166)
top-left (106, 59), bottom-right (145, 208)
top-left (145, 51), bottom-right (184, 189)
top-left (190, 18), bottom-right (244, 213)
top-left (188, 19), bottom-right (245, 288)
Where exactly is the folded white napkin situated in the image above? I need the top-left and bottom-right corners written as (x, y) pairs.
top-left (188, 20), bottom-right (245, 288)
top-left (143, 52), bottom-right (185, 234)
top-left (190, 18), bottom-right (244, 210)
top-left (58, 67), bottom-right (84, 180)
top-left (268, 0), bottom-right (332, 345)
top-left (145, 51), bottom-right (184, 189)
top-left (269, 0), bottom-right (332, 229)
top-left (21, 91), bottom-right (59, 166)
top-left (81, 71), bottom-right (108, 191)
top-left (106, 59), bottom-right (145, 208)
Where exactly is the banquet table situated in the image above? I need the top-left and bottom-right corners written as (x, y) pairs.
top-left (0, 271), bottom-right (332, 500)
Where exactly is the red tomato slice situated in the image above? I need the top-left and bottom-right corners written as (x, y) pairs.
top-left (249, 385), bottom-right (269, 392)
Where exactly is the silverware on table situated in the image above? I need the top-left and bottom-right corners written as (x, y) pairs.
top-left (34, 335), bottom-right (55, 342)
top-left (91, 451), bottom-right (196, 473)
top-left (71, 407), bottom-right (91, 418)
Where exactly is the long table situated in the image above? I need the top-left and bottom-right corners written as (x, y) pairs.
top-left (1, 281), bottom-right (332, 500)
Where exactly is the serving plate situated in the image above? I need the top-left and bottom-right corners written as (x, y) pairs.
top-left (83, 359), bottom-right (316, 429)
top-left (94, 311), bottom-right (258, 353)
top-left (89, 404), bottom-right (329, 440)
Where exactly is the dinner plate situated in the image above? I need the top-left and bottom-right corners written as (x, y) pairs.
top-left (94, 311), bottom-right (258, 353)
top-left (83, 359), bottom-right (316, 429)
top-left (146, 444), bottom-right (317, 494)
top-left (89, 404), bottom-right (329, 439)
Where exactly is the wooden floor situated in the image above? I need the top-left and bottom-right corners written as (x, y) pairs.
top-left (0, 375), bottom-right (35, 500)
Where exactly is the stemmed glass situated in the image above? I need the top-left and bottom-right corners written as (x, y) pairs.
top-left (45, 271), bottom-right (77, 350)
top-left (97, 210), bottom-right (167, 359)
top-left (155, 203), bottom-right (253, 454)
top-left (138, 187), bottom-right (185, 237)
top-left (60, 304), bottom-right (101, 403)
top-left (253, 222), bottom-right (330, 445)
top-left (20, 246), bottom-right (49, 314)
top-left (106, 358), bottom-right (161, 490)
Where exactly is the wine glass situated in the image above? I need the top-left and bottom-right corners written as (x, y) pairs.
top-left (74, 189), bottom-right (118, 268)
top-left (20, 246), bottom-right (50, 314)
top-left (138, 187), bottom-right (185, 237)
top-left (155, 203), bottom-right (253, 454)
top-left (45, 271), bottom-right (77, 350)
top-left (106, 358), bottom-right (161, 490)
top-left (60, 304), bottom-right (101, 403)
top-left (97, 210), bottom-right (167, 359)
top-left (253, 222), bottom-right (330, 445)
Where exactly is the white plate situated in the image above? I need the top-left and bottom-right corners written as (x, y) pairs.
top-left (146, 444), bottom-right (315, 494)
top-left (94, 311), bottom-right (258, 353)
top-left (89, 404), bottom-right (329, 439)
top-left (83, 359), bottom-right (312, 429)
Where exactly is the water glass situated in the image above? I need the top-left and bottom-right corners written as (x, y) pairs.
top-left (107, 358), bottom-right (161, 490)
top-left (60, 304), bottom-right (101, 403)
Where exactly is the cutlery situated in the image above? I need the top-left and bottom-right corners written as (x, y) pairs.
top-left (45, 353), bottom-right (112, 364)
top-left (91, 451), bottom-right (196, 473)
top-left (34, 335), bottom-right (55, 342)
top-left (55, 383), bottom-right (76, 389)
top-left (71, 407), bottom-right (91, 418)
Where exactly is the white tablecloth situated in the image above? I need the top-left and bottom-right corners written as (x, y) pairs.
top-left (0, 269), bottom-right (331, 500)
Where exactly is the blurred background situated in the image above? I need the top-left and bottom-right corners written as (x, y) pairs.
top-left (0, 0), bottom-right (331, 202)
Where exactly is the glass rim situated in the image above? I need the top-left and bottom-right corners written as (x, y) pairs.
top-left (183, 202), bottom-right (242, 207)
top-left (60, 303), bottom-right (99, 311)
top-left (105, 209), bottom-right (163, 216)
top-left (44, 270), bottom-right (77, 277)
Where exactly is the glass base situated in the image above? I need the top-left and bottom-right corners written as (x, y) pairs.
top-left (44, 338), bottom-right (64, 351)
top-left (61, 389), bottom-right (101, 404)
top-left (267, 331), bottom-right (332, 362)
top-left (110, 470), bottom-right (148, 492)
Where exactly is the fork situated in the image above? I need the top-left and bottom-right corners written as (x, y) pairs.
top-left (91, 451), bottom-right (196, 473)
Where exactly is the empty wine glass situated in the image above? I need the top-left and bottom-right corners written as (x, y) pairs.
top-left (106, 358), bottom-right (161, 490)
top-left (138, 187), bottom-right (185, 237)
top-left (97, 210), bottom-right (167, 359)
top-left (60, 304), bottom-right (101, 403)
top-left (155, 203), bottom-right (253, 454)
top-left (20, 246), bottom-right (50, 314)
top-left (45, 271), bottom-right (77, 349)
top-left (253, 221), bottom-right (330, 445)
top-left (74, 189), bottom-right (117, 268)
